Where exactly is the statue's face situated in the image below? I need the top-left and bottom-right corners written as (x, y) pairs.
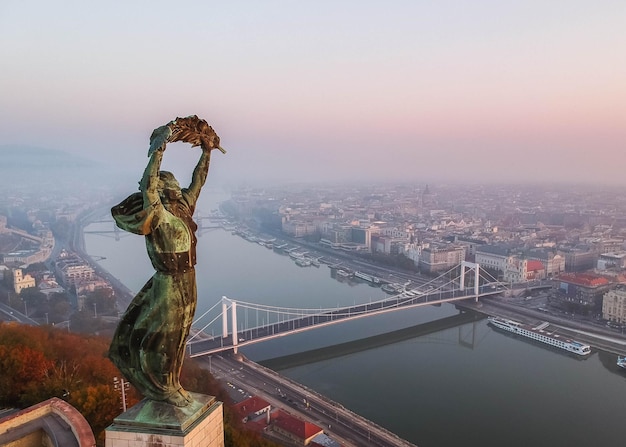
top-left (159, 177), bottom-right (182, 202)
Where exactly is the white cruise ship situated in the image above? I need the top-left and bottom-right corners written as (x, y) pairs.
top-left (488, 316), bottom-right (591, 356)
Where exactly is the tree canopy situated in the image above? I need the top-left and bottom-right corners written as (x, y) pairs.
top-left (0, 322), bottom-right (280, 447)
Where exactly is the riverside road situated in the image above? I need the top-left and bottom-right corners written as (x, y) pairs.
top-left (205, 352), bottom-right (416, 447)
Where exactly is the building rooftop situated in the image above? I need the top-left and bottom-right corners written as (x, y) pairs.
top-left (232, 396), bottom-right (271, 421)
top-left (527, 260), bottom-right (544, 271)
top-left (0, 398), bottom-right (95, 447)
top-left (558, 272), bottom-right (610, 287)
top-left (272, 409), bottom-right (323, 441)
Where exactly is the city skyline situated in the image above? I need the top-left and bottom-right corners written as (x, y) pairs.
top-left (1, 1), bottom-right (625, 187)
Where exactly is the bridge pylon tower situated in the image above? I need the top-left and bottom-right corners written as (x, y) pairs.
top-left (460, 261), bottom-right (480, 302)
top-left (221, 296), bottom-right (239, 349)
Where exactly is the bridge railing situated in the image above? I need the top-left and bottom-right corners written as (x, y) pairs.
top-left (187, 262), bottom-right (511, 352)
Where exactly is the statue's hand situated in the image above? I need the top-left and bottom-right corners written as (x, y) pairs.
top-left (148, 124), bottom-right (172, 156)
top-left (202, 142), bottom-right (227, 154)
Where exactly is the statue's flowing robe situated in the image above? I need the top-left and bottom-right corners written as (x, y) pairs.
top-left (109, 191), bottom-right (198, 402)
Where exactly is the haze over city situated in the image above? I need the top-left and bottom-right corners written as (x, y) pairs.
top-left (1, 1), bottom-right (625, 186)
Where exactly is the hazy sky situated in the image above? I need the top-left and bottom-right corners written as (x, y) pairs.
top-left (1, 1), bottom-right (625, 187)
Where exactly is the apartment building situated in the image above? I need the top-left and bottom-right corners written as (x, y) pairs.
top-left (475, 244), bottom-right (516, 274)
top-left (554, 272), bottom-right (612, 314)
top-left (602, 287), bottom-right (626, 325)
top-left (419, 244), bottom-right (466, 274)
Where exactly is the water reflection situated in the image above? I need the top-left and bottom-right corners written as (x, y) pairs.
top-left (262, 311), bottom-right (486, 370)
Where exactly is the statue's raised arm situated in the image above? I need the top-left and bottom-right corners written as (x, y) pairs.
top-left (151, 115), bottom-right (225, 201)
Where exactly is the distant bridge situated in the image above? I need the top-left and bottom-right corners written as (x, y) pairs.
top-left (187, 261), bottom-right (506, 357)
top-left (84, 210), bottom-right (219, 239)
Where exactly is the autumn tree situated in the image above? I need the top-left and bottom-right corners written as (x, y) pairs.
top-left (0, 323), bottom-right (280, 447)
top-left (0, 323), bottom-right (128, 443)
top-left (24, 262), bottom-right (48, 276)
top-left (70, 309), bottom-right (101, 333)
top-left (19, 286), bottom-right (46, 314)
top-left (48, 292), bottom-right (72, 323)
top-left (71, 384), bottom-right (121, 444)
top-left (0, 344), bottom-right (52, 405)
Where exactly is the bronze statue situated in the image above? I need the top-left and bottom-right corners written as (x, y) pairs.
top-left (109, 115), bottom-right (225, 407)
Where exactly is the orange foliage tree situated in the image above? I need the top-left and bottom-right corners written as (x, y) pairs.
top-left (0, 322), bottom-right (280, 447)
top-left (0, 344), bottom-right (52, 404)
top-left (0, 322), bottom-right (135, 443)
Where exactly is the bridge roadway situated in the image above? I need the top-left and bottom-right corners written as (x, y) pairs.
top-left (188, 289), bottom-right (501, 357)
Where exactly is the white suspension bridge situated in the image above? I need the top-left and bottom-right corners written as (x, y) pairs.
top-left (187, 261), bottom-right (509, 357)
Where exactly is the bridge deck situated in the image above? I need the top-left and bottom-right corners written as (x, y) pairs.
top-left (188, 289), bottom-right (501, 357)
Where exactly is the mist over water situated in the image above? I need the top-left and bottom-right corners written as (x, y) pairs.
top-left (85, 193), bottom-right (626, 447)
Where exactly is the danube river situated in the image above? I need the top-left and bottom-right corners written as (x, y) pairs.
top-left (85, 195), bottom-right (626, 447)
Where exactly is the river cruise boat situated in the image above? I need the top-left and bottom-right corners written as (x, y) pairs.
top-left (354, 271), bottom-right (381, 284)
top-left (488, 317), bottom-right (591, 356)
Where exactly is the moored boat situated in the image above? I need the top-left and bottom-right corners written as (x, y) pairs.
top-left (295, 258), bottom-right (311, 267)
top-left (289, 251), bottom-right (307, 260)
top-left (381, 283), bottom-right (400, 294)
top-left (488, 316), bottom-right (591, 356)
top-left (336, 269), bottom-right (352, 278)
top-left (354, 271), bottom-right (381, 284)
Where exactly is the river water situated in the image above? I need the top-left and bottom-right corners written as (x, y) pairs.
top-left (85, 193), bottom-right (626, 447)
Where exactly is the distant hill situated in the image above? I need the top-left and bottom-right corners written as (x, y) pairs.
top-left (0, 145), bottom-right (128, 191)
top-left (0, 145), bottom-right (98, 169)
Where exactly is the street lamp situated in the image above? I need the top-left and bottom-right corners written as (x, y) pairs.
top-left (113, 377), bottom-right (129, 412)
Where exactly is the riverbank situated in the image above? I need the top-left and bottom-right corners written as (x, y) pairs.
top-left (237, 222), bottom-right (626, 357)
top-left (458, 297), bottom-right (626, 355)
top-left (73, 206), bottom-right (134, 309)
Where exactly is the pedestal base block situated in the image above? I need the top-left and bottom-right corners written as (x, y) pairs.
top-left (105, 393), bottom-right (224, 447)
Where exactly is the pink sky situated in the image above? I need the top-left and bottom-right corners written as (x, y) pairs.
top-left (1, 1), bottom-right (625, 186)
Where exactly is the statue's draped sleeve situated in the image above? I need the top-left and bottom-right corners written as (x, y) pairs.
top-left (111, 192), bottom-right (158, 235)
top-left (111, 192), bottom-right (196, 273)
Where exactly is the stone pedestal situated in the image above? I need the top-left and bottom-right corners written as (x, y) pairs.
top-left (105, 393), bottom-right (224, 447)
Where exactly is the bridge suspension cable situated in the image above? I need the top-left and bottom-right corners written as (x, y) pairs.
top-left (186, 261), bottom-right (514, 354)
top-left (188, 300), bottom-right (223, 342)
